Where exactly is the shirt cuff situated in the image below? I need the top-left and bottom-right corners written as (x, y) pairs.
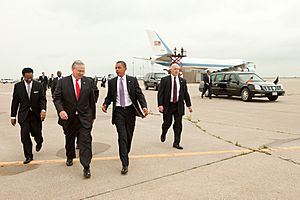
top-left (11, 117), bottom-right (16, 119)
top-left (41, 110), bottom-right (46, 113)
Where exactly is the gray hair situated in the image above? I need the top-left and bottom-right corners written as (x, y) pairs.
top-left (170, 63), bottom-right (180, 69)
top-left (71, 60), bottom-right (85, 69)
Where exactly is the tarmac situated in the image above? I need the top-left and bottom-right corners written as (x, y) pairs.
top-left (0, 78), bottom-right (299, 200)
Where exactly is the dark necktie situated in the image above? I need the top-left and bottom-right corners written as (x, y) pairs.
top-left (173, 77), bottom-right (177, 103)
top-left (75, 79), bottom-right (80, 100)
top-left (119, 78), bottom-right (125, 107)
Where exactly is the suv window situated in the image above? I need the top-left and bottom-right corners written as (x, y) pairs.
top-left (229, 74), bottom-right (238, 82)
top-left (154, 73), bottom-right (167, 79)
top-left (215, 74), bottom-right (223, 82)
top-left (211, 74), bottom-right (216, 82)
top-left (223, 74), bottom-right (230, 82)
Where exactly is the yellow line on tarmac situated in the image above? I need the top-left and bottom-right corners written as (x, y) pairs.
top-left (1, 146), bottom-right (300, 167)
top-left (0, 149), bottom-right (251, 167)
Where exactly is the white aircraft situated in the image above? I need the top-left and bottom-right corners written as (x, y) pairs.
top-left (134, 30), bottom-right (255, 72)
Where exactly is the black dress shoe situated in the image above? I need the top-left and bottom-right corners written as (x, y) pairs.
top-left (160, 134), bottom-right (166, 142)
top-left (173, 144), bottom-right (183, 150)
top-left (66, 158), bottom-right (73, 166)
top-left (121, 166), bottom-right (128, 175)
top-left (23, 157), bottom-right (33, 164)
top-left (83, 168), bottom-right (91, 178)
top-left (36, 143), bottom-right (42, 152)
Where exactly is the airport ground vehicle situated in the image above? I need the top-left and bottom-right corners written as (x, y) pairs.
top-left (199, 72), bottom-right (285, 101)
top-left (0, 78), bottom-right (15, 84)
top-left (143, 72), bottom-right (167, 90)
top-left (107, 73), bottom-right (116, 80)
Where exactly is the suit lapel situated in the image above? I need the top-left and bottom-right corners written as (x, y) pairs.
top-left (113, 77), bottom-right (118, 99)
top-left (68, 76), bottom-right (77, 101)
top-left (79, 77), bottom-right (87, 102)
top-left (126, 75), bottom-right (132, 95)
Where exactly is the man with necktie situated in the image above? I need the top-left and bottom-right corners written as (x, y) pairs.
top-left (53, 60), bottom-right (97, 178)
top-left (102, 61), bottom-right (149, 175)
top-left (10, 67), bottom-right (47, 164)
top-left (158, 63), bottom-right (192, 150)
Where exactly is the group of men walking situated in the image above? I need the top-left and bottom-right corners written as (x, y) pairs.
top-left (10, 60), bottom-right (192, 178)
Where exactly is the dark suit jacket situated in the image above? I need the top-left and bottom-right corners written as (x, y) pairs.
top-left (203, 74), bottom-right (212, 86)
top-left (157, 75), bottom-right (191, 116)
top-left (11, 80), bottom-right (47, 124)
top-left (38, 76), bottom-right (48, 89)
top-left (51, 77), bottom-right (59, 94)
top-left (103, 75), bottom-right (147, 124)
top-left (53, 75), bottom-right (96, 129)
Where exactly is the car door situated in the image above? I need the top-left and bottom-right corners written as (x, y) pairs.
top-left (227, 74), bottom-right (240, 96)
top-left (212, 74), bottom-right (224, 95)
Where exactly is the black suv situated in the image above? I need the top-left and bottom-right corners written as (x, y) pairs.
top-left (199, 72), bottom-right (285, 101)
top-left (143, 72), bottom-right (167, 90)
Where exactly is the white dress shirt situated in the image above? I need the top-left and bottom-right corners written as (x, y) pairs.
top-left (71, 75), bottom-right (81, 95)
top-left (24, 80), bottom-right (33, 98)
top-left (170, 75), bottom-right (180, 102)
top-left (116, 75), bottom-right (132, 107)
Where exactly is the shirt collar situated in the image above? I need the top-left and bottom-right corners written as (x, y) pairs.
top-left (171, 74), bottom-right (178, 80)
top-left (118, 75), bottom-right (126, 81)
top-left (72, 75), bottom-right (81, 82)
top-left (24, 80), bottom-right (33, 86)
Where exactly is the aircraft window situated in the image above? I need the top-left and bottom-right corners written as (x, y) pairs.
top-left (215, 74), bottom-right (223, 82)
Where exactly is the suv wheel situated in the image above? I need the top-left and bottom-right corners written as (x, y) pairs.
top-left (241, 88), bottom-right (252, 101)
top-left (268, 96), bottom-right (278, 101)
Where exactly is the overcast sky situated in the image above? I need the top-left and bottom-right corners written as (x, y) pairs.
top-left (1, 0), bottom-right (299, 79)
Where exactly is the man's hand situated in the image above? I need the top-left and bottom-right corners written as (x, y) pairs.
top-left (142, 108), bottom-right (149, 117)
top-left (40, 111), bottom-right (46, 121)
top-left (59, 111), bottom-right (68, 120)
top-left (188, 106), bottom-right (193, 113)
top-left (11, 119), bottom-right (16, 126)
top-left (102, 104), bottom-right (107, 113)
top-left (158, 106), bottom-right (164, 113)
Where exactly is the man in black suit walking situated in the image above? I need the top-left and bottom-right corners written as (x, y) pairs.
top-left (158, 63), bottom-right (192, 150)
top-left (53, 60), bottom-right (97, 178)
top-left (38, 72), bottom-right (48, 92)
top-left (201, 70), bottom-right (212, 99)
top-left (10, 68), bottom-right (47, 164)
top-left (102, 61), bottom-right (149, 175)
top-left (51, 70), bottom-right (62, 95)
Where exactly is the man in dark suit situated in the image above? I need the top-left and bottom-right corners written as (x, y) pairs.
top-left (102, 61), bottom-right (148, 175)
top-left (201, 70), bottom-right (212, 99)
top-left (158, 63), bottom-right (192, 150)
top-left (10, 67), bottom-right (47, 164)
top-left (53, 60), bottom-right (97, 178)
top-left (38, 72), bottom-right (48, 92)
top-left (48, 74), bottom-right (54, 89)
top-left (51, 70), bottom-right (62, 95)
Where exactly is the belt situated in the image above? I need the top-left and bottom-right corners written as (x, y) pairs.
top-left (116, 105), bottom-right (133, 110)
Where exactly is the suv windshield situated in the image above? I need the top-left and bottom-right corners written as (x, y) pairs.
top-left (238, 74), bottom-right (264, 82)
top-left (154, 73), bottom-right (167, 79)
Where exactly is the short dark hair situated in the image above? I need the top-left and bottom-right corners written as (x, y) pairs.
top-left (22, 68), bottom-right (33, 76)
top-left (116, 61), bottom-right (127, 68)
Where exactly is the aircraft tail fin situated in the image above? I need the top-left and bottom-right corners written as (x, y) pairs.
top-left (146, 30), bottom-right (173, 55)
